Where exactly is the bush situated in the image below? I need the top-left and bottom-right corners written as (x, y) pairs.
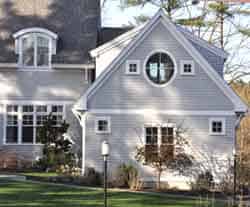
top-left (113, 163), bottom-right (140, 190)
top-left (191, 171), bottom-right (214, 192)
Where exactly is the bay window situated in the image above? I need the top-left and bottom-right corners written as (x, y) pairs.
top-left (4, 104), bottom-right (65, 144)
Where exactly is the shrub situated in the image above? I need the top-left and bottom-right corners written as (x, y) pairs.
top-left (113, 163), bottom-right (140, 190)
top-left (191, 170), bottom-right (214, 192)
top-left (35, 114), bottom-right (76, 172)
top-left (82, 167), bottom-right (102, 186)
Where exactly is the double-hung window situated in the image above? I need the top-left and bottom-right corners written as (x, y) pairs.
top-left (4, 104), bottom-right (64, 144)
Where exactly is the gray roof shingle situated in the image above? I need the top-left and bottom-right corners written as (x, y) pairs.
top-left (0, 0), bottom-right (100, 65)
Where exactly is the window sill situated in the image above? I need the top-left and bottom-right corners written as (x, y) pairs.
top-left (95, 131), bottom-right (111, 135)
top-left (209, 132), bottom-right (225, 136)
top-left (180, 72), bottom-right (195, 76)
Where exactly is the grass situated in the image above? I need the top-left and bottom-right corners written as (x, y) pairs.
top-left (0, 179), bottom-right (227, 207)
top-left (20, 172), bottom-right (59, 177)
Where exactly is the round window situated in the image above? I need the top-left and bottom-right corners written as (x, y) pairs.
top-left (145, 52), bottom-right (175, 85)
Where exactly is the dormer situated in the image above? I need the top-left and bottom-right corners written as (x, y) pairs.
top-left (13, 28), bottom-right (58, 69)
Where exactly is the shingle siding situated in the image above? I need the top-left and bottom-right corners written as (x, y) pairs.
top-left (0, 0), bottom-right (100, 64)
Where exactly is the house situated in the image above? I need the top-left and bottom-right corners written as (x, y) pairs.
top-left (0, 0), bottom-right (101, 165)
top-left (0, 0), bottom-right (247, 189)
top-left (74, 10), bottom-right (247, 188)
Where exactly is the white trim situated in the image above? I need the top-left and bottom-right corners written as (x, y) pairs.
top-left (95, 116), bottom-right (111, 134)
top-left (52, 64), bottom-right (95, 69)
top-left (209, 117), bottom-right (226, 136)
top-left (81, 113), bottom-right (87, 175)
top-left (76, 9), bottom-right (247, 112)
top-left (17, 33), bottom-right (52, 69)
top-left (90, 21), bottom-right (228, 59)
top-left (144, 123), bottom-right (176, 145)
top-left (143, 50), bottom-right (177, 88)
top-left (13, 27), bottom-right (58, 39)
top-left (180, 60), bottom-right (195, 75)
top-left (0, 100), bottom-right (74, 105)
top-left (89, 109), bottom-right (235, 116)
top-left (125, 60), bottom-right (140, 75)
top-left (90, 24), bottom-right (145, 57)
top-left (0, 63), bottom-right (17, 68)
top-left (159, 17), bottom-right (247, 112)
top-left (0, 63), bottom-right (95, 70)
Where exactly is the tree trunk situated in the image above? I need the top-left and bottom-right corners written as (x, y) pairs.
top-left (156, 170), bottom-right (162, 190)
top-left (220, 2), bottom-right (224, 49)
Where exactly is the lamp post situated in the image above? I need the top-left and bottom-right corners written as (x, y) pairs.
top-left (102, 141), bottom-right (109, 207)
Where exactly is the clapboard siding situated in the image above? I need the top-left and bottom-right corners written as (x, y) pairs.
top-left (85, 113), bottom-right (236, 187)
top-left (88, 21), bottom-right (234, 111)
top-left (0, 70), bottom-right (89, 101)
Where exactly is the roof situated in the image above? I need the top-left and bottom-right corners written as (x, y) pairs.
top-left (90, 21), bottom-right (228, 59)
top-left (98, 27), bottom-right (133, 46)
top-left (75, 9), bottom-right (247, 113)
top-left (0, 0), bottom-right (100, 65)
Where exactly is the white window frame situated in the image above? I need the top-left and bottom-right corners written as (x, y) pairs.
top-left (143, 123), bottom-right (176, 145)
top-left (209, 118), bottom-right (226, 136)
top-left (180, 60), bottom-right (195, 75)
top-left (3, 103), bottom-right (66, 145)
top-left (125, 60), bottom-right (140, 75)
top-left (95, 116), bottom-right (111, 134)
top-left (13, 27), bottom-right (58, 70)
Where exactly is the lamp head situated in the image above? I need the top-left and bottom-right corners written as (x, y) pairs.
top-left (102, 140), bottom-right (109, 156)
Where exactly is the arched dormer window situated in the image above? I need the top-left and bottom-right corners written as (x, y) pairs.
top-left (13, 28), bottom-right (58, 69)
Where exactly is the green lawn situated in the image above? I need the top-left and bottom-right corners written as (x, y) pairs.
top-left (20, 172), bottom-right (59, 177)
top-left (0, 180), bottom-right (226, 207)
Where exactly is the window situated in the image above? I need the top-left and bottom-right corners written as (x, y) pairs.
top-left (6, 105), bottom-right (18, 144)
top-left (145, 52), bottom-right (175, 85)
top-left (180, 60), bottom-right (195, 75)
top-left (145, 125), bottom-right (174, 145)
top-left (144, 124), bottom-right (175, 162)
top-left (4, 104), bottom-right (64, 144)
top-left (95, 117), bottom-right (111, 134)
top-left (13, 28), bottom-right (58, 69)
top-left (209, 118), bottom-right (225, 135)
top-left (126, 60), bottom-right (140, 75)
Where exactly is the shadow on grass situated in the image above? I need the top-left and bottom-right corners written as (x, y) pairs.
top-left (0, 180), bottom-right (226, 207)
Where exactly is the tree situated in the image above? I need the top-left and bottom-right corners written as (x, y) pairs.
top-left (36, 114), bottom-right (75, 172)
top-left (134, 121), bottom-right (194, 189)
top-left (104, 0), bottom-right (250, 82)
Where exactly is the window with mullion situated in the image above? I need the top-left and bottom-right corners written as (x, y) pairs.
top-left (161, 127), bottom-right (174, 145)
top-left (6, 114), bottom-right (18, 144)
top-left (22, 114), bottom-right (34, 143)
top-left (21, 33), bottom-right (50, 67)
top-left (36, 105), bottom-right (48, 143)
top-left (145, 127), bottom-right (158, 145)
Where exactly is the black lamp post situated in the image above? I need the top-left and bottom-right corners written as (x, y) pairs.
top-left (102, 141), bottom-right (109, 207)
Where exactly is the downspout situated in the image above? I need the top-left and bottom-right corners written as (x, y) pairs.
top-left (72, 108), bottom-right (87, 175)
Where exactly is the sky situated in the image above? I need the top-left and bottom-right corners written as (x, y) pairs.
top-left (102, 0), bottom-right (157, 27)
top-left (101, 0), bottom-right (250, 82)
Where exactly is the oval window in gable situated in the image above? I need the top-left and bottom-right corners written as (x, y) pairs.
top-left (145, 52), bottom-right (175, 85)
